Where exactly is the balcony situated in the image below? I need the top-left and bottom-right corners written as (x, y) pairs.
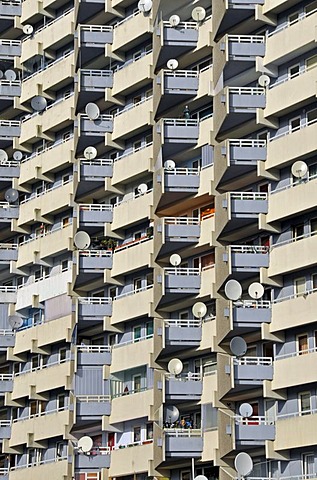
top-left (111, 336), bottom-right (154, 373)
top-left (112, 10), bottom-right (152, 53)
top-left (234, 356), bottom-right (273, 384)
top-left (78, 204), bottom-right (113, 227)
top-left (275, 410), bottom-right (317, 451)
top-left (163, 267), bottom-right (201, 297)
top-left (110, 441), bottom-right (153, 477)
top-left (159, 119), bottom-right (199, 156)
top-left (0, 374), bottom-right (13, 392)
top-left (111, 285), bottom-right (154, 325)
top-left (0, 286), bottom-right (17, 303)
top-left (0, 160), bottom-right (19, 180)
top-left (155, 70), bottom-right (199, 116)
top-left (215, 138), bottom-right (267, 188)
top-left (112, 52), bottom-right (153, 97)
top-left (0, 120), bottom-right (20, 141)
top-left (227, 245), bottom-right (269, 274)
top-left (111, 189), bottom-right (153, 231)
top-left (79, 158), bottom-right (113, 181)
top-left (164, 319), bottom-right (202, 347)
top-left (271, 289), bottom-right (317, 333)
top-left (0, 0), bottom-right (22, 17)
top-left (0, 330), bottom-right (15, 349)
top-left (231, 300), bottom-right (271, 328)
top-left (80, 69), bottom-right (113, 92)
top-left (77, 297), bottom-right (112, 322)
top-left (155, 21), bottom-right (198, 68)
top-left (77, 345), bottom-right (111, 367)
top-left (112, 143), bottom-right (153, 186)
top-left (78, 114), bottom-right (113, 150)
top-left (76, 394), bottom-right (111, 420)
top-left (79, 25), bottom-right (113, 64)
top-left (273, 349), bottom-right (317, 390)
top-left (0, 79), bottom-right (21, 99)
top-left (75, 448), bottom-right (110, 469)
top-left (165, 373), bottom-right (202, 400)
top-left (234, 416), bottom-right (275, 443)
top-left (9, 457), bottom-right (70, 480)
top-left (111, 237), bottom-right (153, 277)
top-left (110, 387), bottom-right (154, 423)
top-left (164, 167), bottom-right (200, 193)
top-left (0, 39), bottom-right (21, 59)
top-left (213, 0), bottom-right (264, 39)
top-left (113, 96), bottom-right (153, 141)
top-left (78, 250), bottom-right (113, 273)
top-left (230, 191), bottom-right (268, 215)
top-left (0, 243), bottom-right (18, 263)
top-left (164, 428), bottom-right (203, 458)
top-left (0, 420), bottom-right (11, 439)
top-left (158, 217), bottom-right (200, 256)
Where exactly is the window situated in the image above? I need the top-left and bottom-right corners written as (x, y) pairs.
top-left (59, 348), bottom-right (67, 362)
top-left (312, 274), bottom-right (317, 290)
top-left (288, 64), bottom-right (300, 77)
top-left (109, 151), bottom-right (119, 161)
top-left (146, 272), bottom-right (153, 286)
top-left (257, 130), bottom-right (268, 140)
top-left (62, 216), bottom-right (70, 228)
top-left (311, 218), bottom-right (317, 234)
top-left (108, 334), bottom-right (116, 346)
top-left (288, 11), bottom-right (299, 23)
top-left (179, 311), bottom-right (189, 320)
top-left (133, 375), bottom-right (142, 393)
top-left (133, 50), bottom-right (142, 61)
top-left (145, 133), bottom-right (153, 145)
top-left (56, 441), bottom-right (64, 458)
top-left (145, 44), bottom-right (152, 53)
top-left (31, 355), bottom-right (40, 370)
top-left (305, 0), bottom-right (317, 14)
top-left (62, 174), bottom-right (70, 184)
top-left (145, 89), bottom-right (153, 98)
top-left (292, 223), bottom-right (304, 240)
top-left (29, 400), bottom-right (37, 416)
top-left (297, 334), bottom-right (308, 355)
top-left (134, 231), bottom-right (142, 240)
top-left (299, 392), bottom-right (311, 415)
top-left (61, 260), bottom-right (68, 272)
top-left (62, 131), bottom-right (72, 141)
top-left (133, 326), bottom-right (142, 342)
top-left (57, 393), bottom-right (66, 409)
top-left (306, 54), bottom-right (317, 70)
top-left (309, 163), bottom-right (317, 179)
top-left (133, 426), bottom-right (141, 442)
top-left (133, 94), bottom-right (142, 105)
top-left (146, 321), bottom-right (153, 336)
top-left (302, 453), bottom-right (315, 478)
top-left (290, 116), bottom-right (301, 132)
top-left (146, 422), bottom-right (153, 439)
top-left (133, 140), bottom-right (142, 151)
top-left (295, 277), bottom-right (306, 295)
top-left (109, 286), bottom-right (117, 299)
top-left (307, 108), bottom-right (317, 123)
top-left (134, 278), bottom-right (142, 291)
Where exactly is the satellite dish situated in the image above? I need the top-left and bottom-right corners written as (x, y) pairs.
top-left (168, 358), bottom-right (183, 375)
top-left (74, 231), bottom-right (91, 249)
top-left (78, 436), bottom-right (93, 453)
top-left (248, 282), bottom-right (264, 299)
top-left (13, 151), bottom-right (23, 161)
top-left (138, 0), bottom-right (152, 12)
top-left (31, 96), bottom-right (47, 112)
top-left (291, 160), bottom-right (308, 179)
top-left (164, 160), bottom-right (176, 170)
top-left (8, 315), bottom-right (23, 330)
top-left (194, 476), bottom-right (208, 480)
top-left (137, 183), bottom-right (148, 195)
top-left (0, 149), bottom-right (8, 163)
top-left (230, 337), bottom-right (247, 357)
top-left (85, 102), bottom-right (100, 120)
top-left (0, 71), bottom-right (3, 79)
top-left (5, 188), bottom-right (19, 203)
top-left (169, 15), bottom-right (181, 27)
top-left (5, 70), bottom-right (16, 81)
top-left (22, 24), bottom-right (34, 35)
top-left (169, 253), bottom-right (181, 266)
top-left (258, 74), bottom-right (271, 87)
top-left (167, 59), bottom-right (179, 70)
top-left (165, 405), bottom-right (179, 423)
top-left (192, 302), bottom-right (207, 319)
top-left (235, 452), bottom-right (253, 477)
top-left (192, 6), bottom-right (206, 22)
top-left (239, 403), bottom-right (253, 418)
top-left (84, 146), bottom-right (97, 160)
top-left (224, 279), bottom-right (242, 301)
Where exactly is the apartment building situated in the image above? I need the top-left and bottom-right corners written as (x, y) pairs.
top-left (0, 0), bottom-right (316, 479)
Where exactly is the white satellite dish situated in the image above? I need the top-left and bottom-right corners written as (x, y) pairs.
top-left (165, 405), bottom-right (180, 423)
top-left (8, 315), bottom-right (23, 330)
top-left (167, 59), bottom-right (179, 71)
top-left (169, 15), bottom-right (181, 27)
top-left (235, 452), bottom-right (253, 477)
top-left (31, 96), bottom-right (47, 112)
top-left (22, 24), bottom-right (34, 35)
top-left (78, 436), bottom-right (93, 453)
top-left (5, 70), bottom-right (16, 81)
top-left (168, 358), bottom-right (183, 375)
top-left (74, 231), bottom-right (91, 249)
top-left (291, 160), bottom-right (308, 179)
top-left (84, 146), bottom-right (97, 160)
top-left (224, 279), bottom-right (242, 301)
top-left (230, 337), bottom-right (247, 357)
top-left (239, 403), bottom-right (253, 418)
top-left (192, 6), bottom-right (206, 22)
top-left (194, 476), bottom-right (208, 480)
top-left (137, 183), bottom-right (148, 195)
top-left (13, 151), bottom-right (23, 161)
top-left (85, 102), bottom-right (100, 120)
top-left (192, 302), bottom-right (207, 319)
top-left (258, 74), bottom-right (271, 87)
top-left (5, 188), bottom-right (19, 203)
top-left (138, 0), bottom-right (152, 12)
top-left (0, 149), bottom-right (8, 163)
top-left (164, 160), bottom-right (176, 170)
top-left (248, 282), bottom-right (264, 299)
top-left (169, 253), bottom-right (181, 266)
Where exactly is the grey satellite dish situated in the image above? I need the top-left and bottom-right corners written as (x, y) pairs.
top-left (31, 96), bottom-right (47, 112)
top-left (84, 146), bottom-right (97, 160)
top-left (13, 151), bottom-right (23, 161)
top-left (230, 337), bottom-right (247, 357)
top-left (239, 403), bottom-right (253, 418)
top-left (225, 279), bottom-right (242, 301)
top-left (164, 160), bottom-right (176, 170)
top-left (5, 70), bottom-right (16, 81)
top-left (235, 452), bottom-right (253, 477)
top-left (138, 0), bottom-right (152, 12)
top-left (0, 149), bottom-right (8, 163)
top-left (22, 24), bottom-right (34, 35)
top-left (165, 405), bottom-right (180, 423)
top-left (78, 436), bottom-right (93, 453)
top-left (8, 315), bottom-right (23, 330)
top-left (169, 15), bottom-right (181, 27)
top-left (248, 282), bottom-right (264, 299)
top-left (169, 253), bottom-right (181, 266)
top-left (192, 6), bottom-right (206, 22)
top-left (74, 231), bottom-right (91, 249)
top-left (5, 188), bottom-right (19, 203)
top-left (168, 358), bottom-right (183, 375)
top-left (85, 102), bottom-right (100, 120)
top-left (0, 71), bottom-right (3, 79)
top-left (167, 59), bottom-right (178, 70)
top-left (291, 160), bottom-right (308, 178)
top-left (258, 74), bottom-right (271, 87)
top-left (192, 302), bottom-right (207, 319)
top-left (137, 183), bottom-right (148, 195)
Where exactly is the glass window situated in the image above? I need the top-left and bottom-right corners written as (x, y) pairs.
top-left (133, 326), bottom-right (142, 341)
top-left (57, 394), bottom-right (66, 409)
top-left (133, 426), bottom-right (141, 442)
top-left (146, 321), bottom-right (153, 336)
top-left (146, 422), bottom-right (153, 439)
top-left (134, 278), bottom-right (142, 291)
top-left (299, 392), bottom-right (311, 415)
top-left (297, 334), bottom-right (308, 355)
top-left (133, 375), bottom-right (142, 393)
top-left (290, 116), bottom-right (301, 132)
top-left (295, 277), bottom-right (306, 295)
top-left (305, 1), bottom-right (317, 14)
top-left (307, 108), bottom-right (317, 123)
top-left (292, 223), bottom-right (304, 239)
top-left (288, 64), bottom-right (300, 77)
top-left (306, 54), bottom-right (317, 70)
top-left (288, 11), bottom-right (299, 23)
top-left (133, 140), bottom-right (142, 151)
top-left (59, 348), bottom-right (67, 362)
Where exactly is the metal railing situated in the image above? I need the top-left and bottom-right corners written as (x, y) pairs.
top-left (0, 119), bottom-right (20, 127)
top-left (114, 8), bottom-right (141, 28)
top-left (23, 7), bottom-right (74, 40)
top-left (114, 95), bottom-right (152, 117)
top-left (275, 345), bottom-right (317, 361)
top-left (277, 408), bottom-right (317, 420)
top-left (0, 329), bottom-right (14, 336)
top-left (0, 243), bottom-right (18, 250)
top-left (114, 284), bottom-right (153, 301)
top-left (0, 374), bottom-right (13, 380)
top-left (77, 345), bottom-right (111, 353)
top-left (20, 178), bottom-right (72, 204)
top-left (228, 86), bottom-right (265, 95)
top-left (19, 222), bottom-right (73, 246)
top-left (164, 267), bottom-right (200, 275)
top-left (79, 249), bottom-right (112, 258)
top-left (269, 115), bottom-right (317, 142)
top-left (228, 34), bottom-right (265, 43)
top-left (0, 286), bottom-right (17, 293)
top-left (114, 188), bottom-right (153, 207)
top-left (76, 394), bottom-right (111, 402)
top-left (12, 405), bottom-right (69, 423)
top-left (15, 357), bottom-right (71, 377)
top-left (273, 285), bottom-right (317, 304)
top-left (22, 135), bottom-right (74, 163)
top-left (165, 319), bottom-right (201, 328)
top-left (114, 49), bottom-right (153, 73)
top-left (0, 159), bottom-right (20, 167)
top-left (112, 333), bottom-right (153, 349)
top-left (165, 167), bottom-right (200, 175)
top-left (234, 299), bottom-right (271, 309)
top-left (234, 356), bottom-right (272, 366)
top-left (162, 20), bottom-right (198, 29)
top-left (229, 138), bottom-right (266, 148)
top-left (267, 6), bottom-right (317, 37)
top-left (23, 51), bottom-right (74, 83)
top-left (230, 245), bottom-right (269, 254)
top-left (165, 372), bottom-right (202, 381)
top-left (113, 438), bottom-right (153, 450)
top-left (164, 69), bottom-right (199, 78)
top-left (234, 415), bottom-right (274, 425)
top-left (80, 158), bottom-right (113, 167)
top-left (230, 192), bottom-right (267, 201)
top-left (271, 171), bottom-right (317, 194)
top-left (0, 39), bottom-right (21, 46)
top-left (270, 62), bottom-right (317, 89)
top-left (80, 24), bottom-right (113, 33)
top-left (163, 118), bottom-right (198, 127)
top-left (10, 455), bottom-right (67, 471)
top-left (271, 229), bottom-right (317, 250)
top-left (164, 217), bottom-right (200, 225)
top-left (113, 141), bottom-right (153, 162)
top-left (21, 93), bottom-right (74, 123)
top-left (78, 297), bottom-right (112, 305)
top-left (163, 428), bottom-right (202, 437)
top-left (79, 203), bottom-right (113, 211)
top-left (79, 113), bottom-right (113, 122)
top-left (114, 235), bottom-right (152, 253)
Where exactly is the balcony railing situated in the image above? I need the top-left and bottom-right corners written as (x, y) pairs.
top-left (114, 95), bottom-right (152, 117)
top-left (273, 285), bottom-right (317, 304)
top-left (234, 299), bottom-right (271, 309)
top-left (10, 456), bottom-right (67, 471)
top-left (76, 394), bottom-right (111, 403)
top-left (164, 267), bottom-right (200, 276)
top-left (164, 428), bottom-right (202, 437)
top-left (165, 167), bottom-right (200, 176)
top-left (80, 24), bottom-right (113, 33)
top-left (230, 192), bottom-right (267, 201)
top-left (23, 51), bottom-right (74, 83)
top-left (0, 374), bottom-right (13, 380)
top-left (21, 93), bottom-right (74, 123)
top-left (163, 118), bottom-right (199, 127)
top-left (234, 415), bottom-right (274, 425)
top-left (78, 297), bottom-right (112, 305)
top-left (164, 70), bottom-right (199, 79)
top-left (13, 405), bottom-right (69, 423)
top-left (114, 235), bottom-right (151, 253)
top-left (20, 178), bottom-right (72, 204)
top-left (79, 203), bottom-right (113, 212)
top-left (113, 49), bottom-right (152, 73)
top-left (233, 356), bottom-right (273, 366)
top-left (277, 407), bottom-right (317, 420)
top-left (164, 319), bottom-right (202, 327)
top-left (165, 373), bottom-right (202, 381)
top-left (114, 284), bottom-right (153, 300)
top-left (15, 357), bottom-right (71, 377)
top-left (229, 86), bottom-right (265, 96)
top-left (230, 245), bottom-right (269, 254)
top-left (275, 345), bottom-right (317, 361)
top-left (80, 158), bottom-right (113, 167)
top-left (113, 141), bottom-right (152, 162)
top-left (267, 6), bottom-right (317, 37)
top-left (22, 8), bottom-right (74, 40)
top-left (113, 439), bottom-right (153, 450)
top-left (79, 250), bottom-right (112, 258)
top-left (228, 34), bottom-right (265, 44)
top-left (271, 229), bottom-right (317, 250)
top-left (77, 345), bottom-right (111, 353)
top-left (0, 243), bottom-right (18, 250)
top-left (165, 217), bottom-right (200, 226)
top-left (22, 135), bottom-right (74, 163)
top-left (271, 62), bottom-right (317, 89)
top-left (162, 20), bottom-right (198, 30)
top-left (269, 115), bottom-right (317, 142)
